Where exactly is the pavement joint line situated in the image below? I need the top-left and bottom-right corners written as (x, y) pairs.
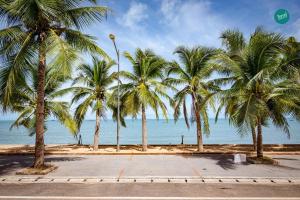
top-left (1, 177), bottom-right (300, 184)
top-left (0, 197), bottom-right (300, 200)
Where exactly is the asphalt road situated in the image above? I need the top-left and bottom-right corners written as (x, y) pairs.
top-left (0, 183), bottom-right (300, 199)
top-left (1, 155), bottom-right (300, 177)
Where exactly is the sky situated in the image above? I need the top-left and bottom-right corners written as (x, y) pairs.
top-left (1, 0), bottom-right (300, 120)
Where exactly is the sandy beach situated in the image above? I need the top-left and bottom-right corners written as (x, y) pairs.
top-left (0, 144), bottom-right (300, 155)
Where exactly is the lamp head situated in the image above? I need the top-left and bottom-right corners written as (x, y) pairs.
top-left (109, 33), bottom-right (115, 41)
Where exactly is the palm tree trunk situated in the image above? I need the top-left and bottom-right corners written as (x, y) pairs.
top-left (93, 109), bottom-right (100, 150)
top-left (192, 95), bottom-right (203, 152)
top-left (141, 104), bottom-right (148, 151)
top-left (34, 32), bottom-right (46, 168)
top-left (251, 125), bottom-right (257, 151)
top-left (256, 117), bottom-right (263, 158)
top-left (195, 110), bottom-right (203, 152)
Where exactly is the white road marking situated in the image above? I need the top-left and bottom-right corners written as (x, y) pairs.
top-left (0, 197), bottom-right (299, 200)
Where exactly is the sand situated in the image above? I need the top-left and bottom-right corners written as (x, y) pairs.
top-left (0, 144), bottom-right (299, 155)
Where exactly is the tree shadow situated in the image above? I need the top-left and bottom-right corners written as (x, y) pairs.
top-left (0, 155), bottom-right (85, 175)
top-left (0, 155), bottom-right (33, 175)
top-left (181, 154), bottom-right (250, 170)
top-left (45, 157), bottom-right (85, 162)
top-left (271, 157), bottom-right (300, 170)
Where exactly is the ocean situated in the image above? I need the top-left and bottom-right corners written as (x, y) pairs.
top-left (0, 119), bottom-right (299, 145)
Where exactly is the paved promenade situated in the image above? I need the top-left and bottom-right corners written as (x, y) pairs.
top-left (1, 154), bottom-right (300, 177)
top-left (1, 154), bottom-right (300, 199)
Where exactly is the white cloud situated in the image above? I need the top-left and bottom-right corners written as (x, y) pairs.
top-left (117, 1), bottom-right (148, 29)
top-left (159, 0), bottom-right (229, 47)
top-left (84, 0), bottom-right (235, 119)
top-left (113, 0), bottom-right (230, 59)
top-left (160, 0), bottom-right (178, 22)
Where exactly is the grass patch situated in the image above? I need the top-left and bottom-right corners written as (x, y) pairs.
top-left (16, 164), bottom-right (57, 175)
top-left (247, 156), bottom-right (279, 165)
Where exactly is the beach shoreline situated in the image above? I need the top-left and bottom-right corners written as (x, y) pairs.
top-left (1, 144), bottom-right (300, 155)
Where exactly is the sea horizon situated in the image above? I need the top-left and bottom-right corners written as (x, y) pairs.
top-left (0, 118), bottom-right (299, 145)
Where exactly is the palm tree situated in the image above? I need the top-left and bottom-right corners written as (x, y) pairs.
top-left (2, 65), bottom-right (77, 136)
top-left (71, 58), bottom-right (117, 150)
top-left (280, 36), bottom-right (300, 82)
top-left (120, 48), bottom-right (169, 151)
top-left (0, 0), bottom-right (109, 168)
top-left (213, 28), bottom-right (300, 158)
top-left (213, 29), bottom-right (258, 150)
top-left (166, 46), bottom-right (219, 152)
top-left (216, 83), bottom-right (260, 151)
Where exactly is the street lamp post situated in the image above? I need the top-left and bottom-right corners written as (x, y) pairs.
top-left (109, 33), bottom-right (120, 152)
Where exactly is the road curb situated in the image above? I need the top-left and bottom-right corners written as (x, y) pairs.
top-left (1, 176), bottom-right (299, 184)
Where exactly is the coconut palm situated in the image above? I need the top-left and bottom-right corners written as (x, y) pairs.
top-left (107, 89), bottom-right (128, 128)
top-left (215, 29), bottom-right (258, 150)
top-left (71, 58), bottom-right (117, 150)
top-left (280, 36), bottom-right (300, 82)
top-left (0, 0), bottom-right (109, 167)
top-left (2, 65), bottom-right (77, 136)
top-left (213, 28), bottom-right (300, 158)
top-left (166, 46), bottom-right (219, 152)
top-left (120, 48), bottom-right (169, 151)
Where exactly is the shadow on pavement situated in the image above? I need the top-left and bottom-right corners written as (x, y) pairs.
top-left (45, 157), bottom-right (85, 162)
top-left (181, 154), bottom-right (250, 170)
top-left (0, 155), bottom-right (85, 175)
top-left (0, 155), bottom-right (33, 175)
top-left (272, 157), bottom-right (299, 161)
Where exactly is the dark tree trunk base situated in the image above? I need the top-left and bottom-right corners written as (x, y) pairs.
top-left (16, 164), bottom-right (57, 175)
top-left (247, 156), bottom-right (279, 165)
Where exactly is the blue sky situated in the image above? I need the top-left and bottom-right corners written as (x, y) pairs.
top-left (1, 0), bottom-right (300, 120)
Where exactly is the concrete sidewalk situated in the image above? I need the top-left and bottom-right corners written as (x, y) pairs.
top-left (1, 155), bottom-right (300, 178)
